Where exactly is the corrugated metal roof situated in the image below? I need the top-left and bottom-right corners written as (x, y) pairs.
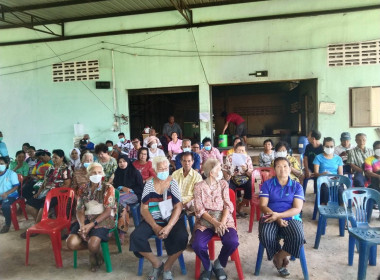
top-left (0, 0), bottom-right (259, 28)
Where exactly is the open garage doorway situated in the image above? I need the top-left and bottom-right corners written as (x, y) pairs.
top-left (128, 86), bottom-right (200, 142)
top-left (212, 79), bottom-right (317, 149)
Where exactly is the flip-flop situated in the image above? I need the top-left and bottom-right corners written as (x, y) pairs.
top-left (199, 269), bottom-right (213, 280)
top-left (212, 265), bottom-right (228, 280)
top-left (236, 212), bottom-right (248, 219)
top-left (277, 267), bottom-right (290, 277)
top-left (147, 263), bottom-right (164, 280)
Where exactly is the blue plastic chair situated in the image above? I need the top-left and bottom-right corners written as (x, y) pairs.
top-left (314, 175), bottom-right (352, 249)
top-left (183, 213), bottom-right (195, 233)
top-left (130, 203), bottom-right (187, 276)
top-left (342, 188), bottom-right (380, 280)
top-left (254, 239), bottom-right (309, 280)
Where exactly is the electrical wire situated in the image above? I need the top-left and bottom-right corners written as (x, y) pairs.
top-left (0, 42), bottom-right (102, 69)
top-left (0, 48), bottom-right (102, 77)
top-left (190, 27), bottom-right (210, 85)
top-left (43, 42), bottom-right (114, 113)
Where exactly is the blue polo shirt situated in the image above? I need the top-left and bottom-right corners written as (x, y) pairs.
top-left (313, 154), bottom-right (343, 174)
top-left (0, 169), bottom-right (19, 199)
top-left (0, 141), bottom-right (8, 157)
top-left (259, 177), bottom-right (304, 221)
top-left (175, 151), bottom-right (201, 170)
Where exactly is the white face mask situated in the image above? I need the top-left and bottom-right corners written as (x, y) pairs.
top-left (324, 147), bottom-right (334, 155)
top-left (89, 174), bottom-right (103, 184)
top-left (183, 147), bottom-right (191, 153)
top-left (276, 151), bottom-right (287, 158)
top-left (151, 143), bottom-right (158, 149)
top-left (375, 149), bottom-right (380, 157)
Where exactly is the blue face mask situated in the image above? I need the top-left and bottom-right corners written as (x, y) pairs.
top-left (120, 138), bottom-right (125, 143)
top-left (83, 162), bottom-right (91, 168)
top-left (0, 137), bottom-right (3, 142)
top-left (183, 148), bottom-right (191, 153)
top-left (0, 165), bottom-right (6, 172)
top-left (205, 145), bottom-right (212, 151)
top-left (157, 171), bottom-right (169, 181)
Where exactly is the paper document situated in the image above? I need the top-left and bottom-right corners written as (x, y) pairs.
top-left (232, 153), bottom-right (247, 167)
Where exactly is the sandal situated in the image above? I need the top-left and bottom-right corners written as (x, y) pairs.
top-left (236, 212), bottom-right (248, 219)
top-left (163, 270), bottom-right (174, 280)
top-left (147, 263), bottom-right (164, 280)
top-left (199, 269), bottom-right (212, 280)
top-left (277, 267), bottom-right (290, 277)
top-left (0, 225), bottom-right (10, 234)
top-left (212, 265), bottom-right (228, 280)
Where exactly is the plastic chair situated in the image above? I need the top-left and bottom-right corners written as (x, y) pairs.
top-left (343, 188), bottom-right (380, 280)
top-left (130, 203), bottom-right (186, 276)
top-left (73, 189), bottom-right (122, 273)
top-left (183, 213), bottom-right (195, 233)
top-left (248, 167), bottom-right (275, 233)
top-left (314, 175), bottom-right (352, 249)
top-left (25, 188), bottom-right (75, 268)
top-left (10, 174), bottom-right (28, 231)
top-left (195, 189), bottom-right (244, 280)
top-left (254, 240), bottom-right (309, 280)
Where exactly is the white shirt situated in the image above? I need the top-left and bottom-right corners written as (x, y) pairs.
top-left (117, 141), bottom-right (133, 155)
top-left (334, 143), bottom-right (355, 162)
top-left (148, 148), bottom-right (165, 161)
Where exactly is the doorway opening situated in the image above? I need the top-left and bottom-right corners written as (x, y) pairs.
top-left (128, 86), bottom-right (200, 142)
top-left (212, 79), bottom-right (317, 148)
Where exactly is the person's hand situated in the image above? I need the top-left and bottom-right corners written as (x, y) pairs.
top-left (81, 223), bottom-right (94, 235)
top-left (1, 193), bottom-right (7, 199)
top-left (304, 170), bottom-right (311, 179)
top-left (224, 172), bottom-right (231, 181)
top-left (158, 224), bottom-right (173, 239)
top-left (340, 151), bottom-right (347, 157)
top-left (78, 225), bottom-right (89, 241)
top-left (215, 222), bottom-right (229, 237)
top-left (152, 224), bottom-right (163, 237)
top-left (264, 212), bottom-right (280, 223)
top-left (276, 219), bottom-right (288, 227)
top-left (120, 187), bottom-right (130, 193)
top-left (322, 171), bottom-right (330, 175)
top-left (33, 192), bottom-right (40, 198)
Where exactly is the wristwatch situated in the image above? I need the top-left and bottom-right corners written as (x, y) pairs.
top-left (92, 219), bottom-right (98, 226)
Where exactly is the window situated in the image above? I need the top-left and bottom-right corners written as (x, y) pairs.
top-left (52, 60), bottom-right (99, 82)
top-left (350, 87), bottom-right (380, 127)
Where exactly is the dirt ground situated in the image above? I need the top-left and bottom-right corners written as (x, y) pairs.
top-left (0, 181), bottom-right (379, 280)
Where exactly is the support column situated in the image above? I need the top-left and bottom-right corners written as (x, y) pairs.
top-left (198, 83), bottom-right (212, 142)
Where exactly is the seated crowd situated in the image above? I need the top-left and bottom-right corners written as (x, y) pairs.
top-left (0, 128), bottom-right (379, 280)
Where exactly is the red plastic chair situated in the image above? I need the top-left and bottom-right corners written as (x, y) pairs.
top-left (25, 187), bottom-right (75, 268)
top-left (248, 167), bottom-right (275, 233)
top-left (10, 174), bottom-right (28, 231)
top-left (195, 189), bottom-right (244, 280)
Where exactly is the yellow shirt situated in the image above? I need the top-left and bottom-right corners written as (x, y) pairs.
top-left (172, 168), bottom-right (203, 204)
top-left (271, 155), bottom-right (302, 182)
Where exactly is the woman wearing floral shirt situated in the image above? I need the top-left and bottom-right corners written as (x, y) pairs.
top-left (66, 162), bottom-right (116, 272)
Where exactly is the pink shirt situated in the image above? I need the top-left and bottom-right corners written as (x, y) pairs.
top-left (201, 147), bottom-right (223, 164)
top-left (168, 139), bottom-right (183, 158)
top-left (226, 113), bottom-right (245, 126)
top-left (193, 179), bottom-right (235, 231)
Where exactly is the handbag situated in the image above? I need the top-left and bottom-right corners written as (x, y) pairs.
top-left (200, 210), bottom-right (223, 229)
top-left (158, 188), bottom-right (173, 222)
top-left (232, 175), bottom-right (250, 186)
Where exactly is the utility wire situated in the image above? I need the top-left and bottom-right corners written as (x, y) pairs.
top-left (190, 28), bottom-right (210, 85)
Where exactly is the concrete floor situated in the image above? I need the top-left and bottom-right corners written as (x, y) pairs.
top-left (1, 182), bottom-right (380, 280)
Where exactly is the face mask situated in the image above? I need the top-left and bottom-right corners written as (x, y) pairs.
top-left (120, 138), bottom-right (125, 143)
top-left (276, 151), bottom-right (287, 158)
top-left (216, 170), bottom-right (223, 181)
top-left (108, 146), bottom-right (113, 152)
top-left (0, 137), bottom-right (3, 142)
top-left (157, 171), bottom-right (169, 181)
top-left (375, 149), bottom-right (380, 157)
top-left (89, 174), bottom-right (103, 184)
top-left (324, 147), bottom-right (334, 155)
top-left (86, 139), bottom-right (89, 143)
top-left (205, 145), bottom-right (212, 151)
top-left (151, 143), bottom-right (158, 149)
top-left (183, 148), bottom-right (191, 153)
top-left (83, 162), bottom-right (91, 168)
top-left (0, 165), bottom-right (6, 172)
